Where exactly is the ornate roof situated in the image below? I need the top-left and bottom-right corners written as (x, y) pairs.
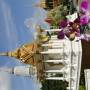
top-left (0, 42), bottom-right (38, 66)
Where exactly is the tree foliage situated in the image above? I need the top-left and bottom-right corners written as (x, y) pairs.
top-left (41, 80), bottom-right (68, 90)
top-left (41, 74), bottom-right (68, 90)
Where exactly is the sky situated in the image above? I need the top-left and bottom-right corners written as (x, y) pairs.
top-left (0, 0), bottom-right (48, 90)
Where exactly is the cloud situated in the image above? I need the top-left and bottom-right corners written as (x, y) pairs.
top-left (33, 8), bottom-right (47, 21)
top-left (24, 8), bottom-right (50, 30)
top-left (0, 72), bottom-right (11, 90)
top-left (0, 0), bottom-right (19, 50)
top-left (24, 17), bottom-right (38, 30)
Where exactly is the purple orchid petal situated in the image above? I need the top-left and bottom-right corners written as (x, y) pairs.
top-left (76, 32), bottom-right (80, 37)
top-left (57, 30), bottom-right (65, 39)
top-left (59, 20), bottom-right (68, 28)
top-left (79, 34), bottom-right (90, 41)
top-left (80, 15), bottom-right (89, 25)
top-left (74, 18), bottom-right (80, 23)
top-left (80, 0), bottom-right (89, 12)
top-left (75, 29), bottom-right (80, 37)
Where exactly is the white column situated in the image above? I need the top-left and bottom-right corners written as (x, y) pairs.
top-left (40, 48), bottom-right (63, 54)
top-left (42, 43), bottom-right (64, 48)
top-left (70, 37), bottom-right (82, 90)
top-left (45, 29), bottom-right (61, 32)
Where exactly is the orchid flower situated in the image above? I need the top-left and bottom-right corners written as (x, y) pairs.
top-left (80, 0), bottom-right (89, 12)
top-left (57, 30), bottom-right (65, 39)
top-left (57, 19), bottom-right (68, 39)
top-left (69, 18), bottom-right (80, 37)
top-left (58, 18), bottom-right (80, 40)
top-left (80, 14), bottom-right (89, 25)
top-left (66, 12), bottom-right (78, 22)
top-left (77, 34), bottom-right (90, 41)
top-left (59, 19), bottom-right (68, 28)
top-left (61, 18), bottom-right (80, 41)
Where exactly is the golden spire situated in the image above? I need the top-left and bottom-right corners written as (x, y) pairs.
top-left (0, 52), bottom-right (8, 56)
top-left (0, 42), bottom-right (38, 66)
top-left (34, 1), bottom-right (46, 9)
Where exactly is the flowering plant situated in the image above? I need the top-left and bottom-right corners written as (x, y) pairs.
top-left (44, 0), bottom-right (90, 41)
top-left (57, 0), bottom-right (90, 41)
top-left (57, 17), bottom-right (80, 41)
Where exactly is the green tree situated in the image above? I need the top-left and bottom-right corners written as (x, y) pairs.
top-left (41, 74), bottom-right (68, 90)
top-left (41, 80), bottom-right (68, 90)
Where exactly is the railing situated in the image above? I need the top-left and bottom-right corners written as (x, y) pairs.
top-left (39, 29), bottom-right (82, 90)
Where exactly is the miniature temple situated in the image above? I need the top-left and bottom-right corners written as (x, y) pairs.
top-left (0, 28), bottom-right (82, 90)
top-left (0, 0), bottom-right (90, 90)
